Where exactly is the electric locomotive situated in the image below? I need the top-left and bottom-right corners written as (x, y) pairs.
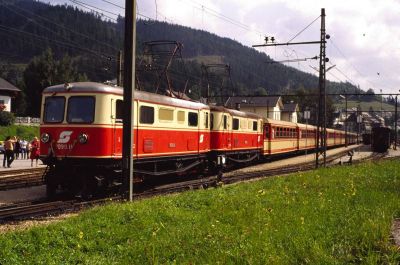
top-left (40, 82), bottom-right (211, 197)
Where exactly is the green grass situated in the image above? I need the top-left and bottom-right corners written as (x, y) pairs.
top-left (1, 160), bottom-right (400, 264)
top-left (335, 100), bottom-right (395, 112)
top-left (0, 125), bottom-right (39, 142)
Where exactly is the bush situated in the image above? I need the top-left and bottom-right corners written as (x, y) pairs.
top-left (0, 111), bottom-right (15, 126)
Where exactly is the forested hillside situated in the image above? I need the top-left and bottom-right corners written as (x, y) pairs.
top-left (0, 0), bottom-right (363, 115)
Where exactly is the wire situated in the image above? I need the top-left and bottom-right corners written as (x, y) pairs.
top-left (287, 15), bottom-right (320, 43)
top-left (67, 0), bottom-right (118, 21)
top-left (99, 0), bottom-right (124, 9)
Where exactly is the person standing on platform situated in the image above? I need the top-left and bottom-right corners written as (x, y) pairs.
top-left (14, 137), bottom-right (21, 160)
top-left (20, 139), bottom-right (27, 159)
top-left (3, 136), bottom-right (15, 168)
top-left (30, 137), bottom-right (40, 167)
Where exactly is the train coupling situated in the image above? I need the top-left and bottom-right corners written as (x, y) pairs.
top-left (217, 155), bottom-right (226, 166)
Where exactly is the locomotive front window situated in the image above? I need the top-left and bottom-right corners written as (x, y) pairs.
top-left (44, 96), bottom-right (65, 123)
top-left (67, 96), bottom-right (95, 123)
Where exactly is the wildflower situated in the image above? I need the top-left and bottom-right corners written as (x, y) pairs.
top-left (79, 231), bottom-right (84, 239)
top-left (300, 217), bottom-right (305, 225)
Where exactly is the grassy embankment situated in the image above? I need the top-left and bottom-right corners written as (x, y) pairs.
top-left (0, 125), bottom-right (39, 142)
top-left (1, 160), bottom-right (400, 264)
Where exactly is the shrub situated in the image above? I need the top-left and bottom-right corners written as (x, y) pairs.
top-left (0, 111), bottom-right (15, 126)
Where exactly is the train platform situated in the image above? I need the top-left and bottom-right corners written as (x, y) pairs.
top-left (225, 144), bottom-right (374, 177)
top-left (0, 156), bottom-right (46, 172)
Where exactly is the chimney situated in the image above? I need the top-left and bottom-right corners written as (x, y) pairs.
top-left (235, 102), bottom-right (241, 110)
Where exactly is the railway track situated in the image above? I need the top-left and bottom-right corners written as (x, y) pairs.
top-left (0, 168), bottom-right (45, 191)
top-left (0, 148), bottom-right (390, 223)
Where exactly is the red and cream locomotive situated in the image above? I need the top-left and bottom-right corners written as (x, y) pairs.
top-left (40, 82), bottom-right (357, 197)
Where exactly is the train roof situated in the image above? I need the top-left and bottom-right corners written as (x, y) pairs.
top-left (209, 105), bottom-right (262, 119)
top-left (43, 82), bottom-right (209, 110)
top-left (263, 118), bottom-right (298, 127)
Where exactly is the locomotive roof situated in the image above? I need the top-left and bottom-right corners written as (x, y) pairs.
top-left (43, 82), bottom-right (209, 110)
top-left (263, 118), bottom-right (298, 127)
top-left (209, 105), bottom-right (262, 119)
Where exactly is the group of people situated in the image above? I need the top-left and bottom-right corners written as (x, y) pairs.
top-left (3, 136), bottom-right (40, 168)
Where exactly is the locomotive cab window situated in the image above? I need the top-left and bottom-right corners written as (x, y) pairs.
top-left (188, 112), bottom-right (198, 126)
top-left (44, 96), bottom-right (65, 123)
top-left (204, 112), bottom-right (209, 128)
top-left (67, 96), bottom-right (95, 124)
top-left (253, 121), bottom-right (257, 131)
top-left (140, 106), bottom-right (154, 124)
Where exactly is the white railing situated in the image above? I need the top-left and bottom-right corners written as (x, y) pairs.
top-left (15, 117), bottom-right (40, 125)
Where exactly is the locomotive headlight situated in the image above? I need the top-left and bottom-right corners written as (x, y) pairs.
top-left (78, 133), bottom-right (88, 144)
top-left (41, 133), bottom-right (50, 143)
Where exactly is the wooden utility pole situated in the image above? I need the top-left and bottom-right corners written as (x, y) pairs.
top-left (122, 0), bottom-right (136, 201)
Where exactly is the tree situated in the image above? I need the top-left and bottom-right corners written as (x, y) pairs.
top-left (23, 48), bottom-right (87, 116)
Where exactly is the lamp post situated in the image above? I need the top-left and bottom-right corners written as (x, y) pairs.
top-left (395, 91), bottom-right (399, 150)
top-left (340, 93), bottom-right (348, 147)
top-left (357, 114), bottom-right (362, 146)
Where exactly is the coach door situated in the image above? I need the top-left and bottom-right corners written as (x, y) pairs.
top-left (112, 99), bottom-right (123, 157)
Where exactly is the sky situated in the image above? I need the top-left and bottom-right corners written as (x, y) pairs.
top-left (45, 0), bottom-right (400, 95)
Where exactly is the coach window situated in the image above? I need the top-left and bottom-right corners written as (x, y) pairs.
top-left (140, 106), bottom-right (154, 124)
top-left (253, 121), bottom-right (257, 131)
top-left (44, 96), bottom-right (65, 123)
top-left (177, 110), bottom-right (185, 124)
top-left (188, 112), bottom-right (198, 127)
top-left (232, 118), bottom-right (239, 130)
top-left (67, 96), bottom-right (95, 123)
top-left (115, 100), bottom-right (123, 122)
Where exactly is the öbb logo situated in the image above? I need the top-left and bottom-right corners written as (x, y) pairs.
top-left (57, 131), bottom-right (73, 144)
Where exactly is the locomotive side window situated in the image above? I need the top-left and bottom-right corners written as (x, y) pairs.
top-left (44, 96), bottom-right (65, 123)
top-left (67, 96), bottom-right (95, 123)
top-left (232, 118), bottom-right (239, 130)
top-left (159, 108), bottom-right (174, 122)
top-left (115, 100), bottom-right (123, 122)
top-left (204, 112), bottom-right (209, 128)
top-left (253, 121), bottom-right (257, 131)
top-left (140, 106), bottom-right (154, 124)
top-left (188, 112), bottom-right (198, 127)
top-left (210, 113), bottom-right (214, 130)
top-left (177, 110), bottom-right (185, 124)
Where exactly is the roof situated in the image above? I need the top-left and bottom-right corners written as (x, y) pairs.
top-left (227, 96), bottom-right (283, 108)
top-left (0, 78), bottom-right (21, 92)
top-left (210, 105), bottom-right (262, 119)
top-left (43, 82), bottom-right (209, 110)
top-left (282, 103), bottom-right (299, 112)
